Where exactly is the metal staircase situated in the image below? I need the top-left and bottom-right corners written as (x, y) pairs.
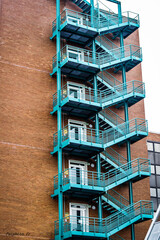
top-left (50, 0), bottom-right (153, 239)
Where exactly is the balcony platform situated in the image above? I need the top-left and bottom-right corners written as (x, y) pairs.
top-left (51, 169), bottom-right (105, 199)
top-left (51, 84), bottom-right (102, 118)
top-left (51, 125), bottom-right (104, 157)
top-left (50, 9), bottom-right (98, 46)
top-left (51, 138), bottom-right (104, 157)
top-left (55, 231), bottom-right (106, 240)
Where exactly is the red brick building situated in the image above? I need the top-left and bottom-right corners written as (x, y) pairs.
top-left (0, 0), bottom-right (154, 240)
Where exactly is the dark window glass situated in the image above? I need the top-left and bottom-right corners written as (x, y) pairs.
top-left (148, 152), bottom-right (154, 164)
top-left (155, 153), bottom-right (160, 165)
top-left (156, 176), bottom-right (160, 187)
top-left (158, 198), bottom-right (160, 205)
top-left (151, 197), bottom-right (158, 211)
top-left (150, 175), bottom-right (156, 187)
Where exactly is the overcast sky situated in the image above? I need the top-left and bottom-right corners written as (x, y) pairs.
top-left (102, 0), bottom-right (160, 134)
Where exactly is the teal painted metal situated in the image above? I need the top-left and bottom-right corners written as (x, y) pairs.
top-left (50, 80), bottom-right (145, 118)
top-left (55, 0), bottom-right (63, 239)
top-left (51, 158), bottom-right (151, 198)
top-left (51, 118), bottom-right (148, 156)
top-left (50, 44), bottom-right (142, 77)
top-left (118, 1), bottom-right (135, 238)
top-left (50, 0), bottom-right (151, 239)
top-left (54, 200), bottom-right (153, 239)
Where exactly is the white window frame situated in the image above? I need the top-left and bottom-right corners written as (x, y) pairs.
top-left (68, 48), bottom-right (84, 62)
top-left (67, 82), bottom-right (85, 100)
top-left (67, 15), bottom-right (83, 25)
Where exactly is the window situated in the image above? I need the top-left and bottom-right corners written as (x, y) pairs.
top-left (147, 140), bottom-right (160, 212)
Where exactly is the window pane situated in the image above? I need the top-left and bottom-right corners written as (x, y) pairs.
top-left (147, 142), bottom-right (153, 151)
top-left (150, 188), bottom-right (157, 197)
top-left (158, 189), bottom-right (160, 197)
top-left (156, 176), bottom-right (160, 187)
top-left (151, 165), bottom-right (155, 174)
top-left (151, 197), bottom-right (158, 211)
top-left (156, 166), bottom-right (160, 175)
top-left (155, 153), bottom-right (160, 165)
top-left (148, 152), bottom-right (155, 164)
top-left (154, 143), bottom-right (160, 153)
top-left (150, 175), bottom-right (156, 187)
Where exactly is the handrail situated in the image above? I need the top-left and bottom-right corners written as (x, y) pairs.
top-left (52, 44), bottom-right (142, 70)
top-left (53, 118), bottom-right (148, 148)
top-left (52, 80), bottom-right (145, 109)
top-left (54, 200), bottom-right (153, 236)
top-left (100, 108), bottom-right (125, 127)
top-left (53, 158), bottom-right (150, 191)
top-left (101, 147), bottom-right (127, 167)
top-left (105, 189), bottom-right (129, 208)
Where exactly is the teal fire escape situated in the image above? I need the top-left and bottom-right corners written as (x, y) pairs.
top-left (50, 0), bottom-right (153, 239)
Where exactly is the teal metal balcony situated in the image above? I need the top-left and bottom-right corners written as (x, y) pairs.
top-left (54, 215), bottom-right (106, 240)
top-left (51, 124), bottom-right (104, 157)
top-left (51, 168), bottom-right (105, 198)
top-left (101, 80), bottom-right (145, 108)
top-left (99, 10), bottom-right (140, 38)
top-left (103, 118), bottom-right (148, 148)
top-left (54, 201), bottom-right (153, 239)
top-left (103, 158), bottom-right (151, 191)
top-left (50, 83), bottom-right (102, 118)
top-left (51, 7), bottom-right (140, 42)
top-left (50, 80), bottom-right (145, 118)
top-left (50, 9), bottom-right (98, 46)
top-left (50, 45), bottom-right (142, 78)
top-left (50, 45), bottom-right (100, 79)
top-left (51, 118), bottom-right (148, 156)
top-left (51, 158), bottom-right (150, 198)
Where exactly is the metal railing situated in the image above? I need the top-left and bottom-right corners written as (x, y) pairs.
top-left (99, 45), bottom-right (142, 66)
top-left (104, 201), bottom-right (153, 234)
top-left (105, 189), bottom-right (129, 209)
top-left (97, 71), bottom-right (122, 88)
top-left (53, 118), bottom-right (148, 148)
top-left (55, 215), bottom-right (105, 236)
top-left (103, 118), bottom-right (148, 146)
top-left (103, 158), bottom-right (150, 189)
top-left (54, 201), bottom-right (153, 236)
top-left (53, 168), bottom-right (105, 191)
top-left (96, 35), bottom-right (118, 52)
top-left (102, 147), bottom-right (127, 167)
top-left (101, 80), bottom-right (145, 105)
top-left (53, 124), bottom-right (104, 148)
top-left (100, 108), bottom-right (125, 127)
top-left (52, 44), bottom-right (142, 70)
top-left (53, 158), bottom-right (150, 192)
top-left (52, 83), bottom-right (102, 107)
top-left (52, 8), bottom-right (99, 33)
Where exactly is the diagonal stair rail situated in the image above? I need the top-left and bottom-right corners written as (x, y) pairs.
top-left (54, 201), bottom-right (153, 237)
top-left (104, 200), bottom-right (153, 237)
top-left (101, 147), bottom-right (127, 167)
top-left (103, 118), bottom-right (148, 148)
top-left (99, 108), bottom-right (125, 129)
top-left (103, 158), bottom-right (150, 191)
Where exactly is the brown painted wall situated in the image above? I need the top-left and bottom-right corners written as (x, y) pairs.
top-left (0, 0), bottom-right (151, 240)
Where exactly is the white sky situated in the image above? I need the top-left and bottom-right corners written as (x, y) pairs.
top-left (102, 0), bottom-right (160, 134)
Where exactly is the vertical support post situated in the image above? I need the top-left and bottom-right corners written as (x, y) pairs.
top-left (118, 2), bottom-right (135, 240)
top-left (91, 0), bottom-right (103, 222)
top-left (56, 0), bottom-right (63, 239)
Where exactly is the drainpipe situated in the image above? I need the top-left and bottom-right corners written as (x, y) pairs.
top-left (56, 0), bottom-right (63, 239)
top-left (118, 3), bottom-right (135, 240)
